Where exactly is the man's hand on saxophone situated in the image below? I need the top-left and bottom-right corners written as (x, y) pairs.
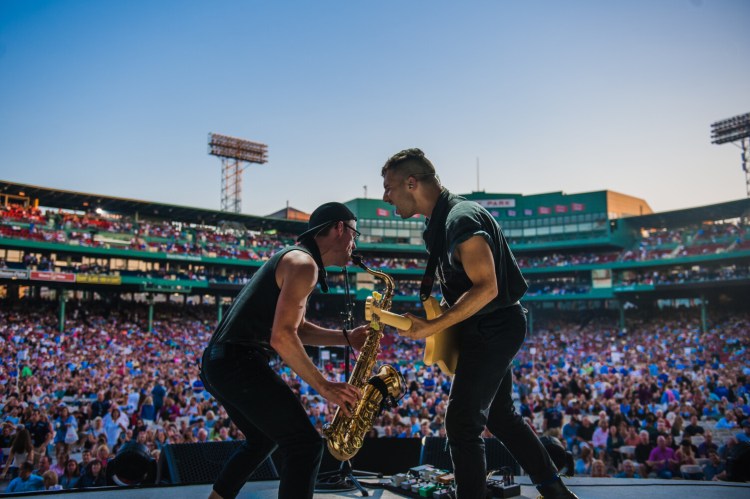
top-left (319, 381), bottom-right (361, 418)
top-left (346, 324), bottom-right (369, 350)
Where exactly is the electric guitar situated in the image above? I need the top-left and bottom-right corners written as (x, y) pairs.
top-left (364, 295), bottom-right (459, 375)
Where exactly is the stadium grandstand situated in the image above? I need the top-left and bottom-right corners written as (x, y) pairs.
top-left (1, 179), bottom-right (749, 495)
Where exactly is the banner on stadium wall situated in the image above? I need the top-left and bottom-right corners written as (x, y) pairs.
top-left (0, 269), bottom-right (29, 279)
top-left (477, 199), bottom-right (516, 208)
top-left (141, 284), bottom-right (193, 294)
top-left (376, 208), bottom-right (390, 217)
top-left (76, 274), bottom-right (122, 285)
top-left (208, 282), bottom-right (243, 292)
top-left (571, 203), bottom-right (585, 212)
top-left (538, 206), bottom-right (551, 215)
top-left (166, 254), bottom-right (202, 262)
top-left (30, 271), bottom-right (75, 283)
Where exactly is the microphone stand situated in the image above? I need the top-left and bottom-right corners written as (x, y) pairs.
top-left (315, 265), bottom-right (381, 496)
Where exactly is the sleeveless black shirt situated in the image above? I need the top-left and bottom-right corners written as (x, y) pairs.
top-left (208, 245), bottom-right (315, 349)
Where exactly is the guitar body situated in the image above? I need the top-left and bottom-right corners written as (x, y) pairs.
top-left (364, 295), bottom-right (459, 375)
top-left (422, 297), bottom-right (459, 375)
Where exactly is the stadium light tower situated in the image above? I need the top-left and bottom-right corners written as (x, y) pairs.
top-left (711, 112), bottom-right (750, 197)
top-left (208, 133), bottom-right (268, 213)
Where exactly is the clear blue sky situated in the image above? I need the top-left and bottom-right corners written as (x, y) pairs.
top-left (1, 0), bottom-right (748, 216)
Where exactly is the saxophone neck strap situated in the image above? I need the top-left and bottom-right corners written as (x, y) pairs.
top-left (342, 328), bottom-right (353, 350)
top-left (367, 375), bottom-right (401, 413)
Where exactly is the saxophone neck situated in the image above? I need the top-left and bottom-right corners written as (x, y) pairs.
top-left (352, 254), bottom-right (394, 307)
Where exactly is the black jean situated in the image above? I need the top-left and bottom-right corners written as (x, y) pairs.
top-left (445, 304), bottom-right (558, 498)
top-left (200, 346), bottom-right (324, 499)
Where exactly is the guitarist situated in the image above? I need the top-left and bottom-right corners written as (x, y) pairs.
top-left (381, 148), bottom-right (576, 499)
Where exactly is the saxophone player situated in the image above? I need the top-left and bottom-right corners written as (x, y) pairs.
top-left (381, 149), bottom-right (577, 499)
top-left (200, 202), bottom-right (368, 499)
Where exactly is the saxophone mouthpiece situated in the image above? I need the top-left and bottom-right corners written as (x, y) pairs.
top-left (351, 254), bottom-right (364, 267)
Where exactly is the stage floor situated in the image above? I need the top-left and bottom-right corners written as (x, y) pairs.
top-left (7, 477), bottom-right (750, 499)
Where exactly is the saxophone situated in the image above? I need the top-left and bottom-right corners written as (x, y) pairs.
top-left (323, 255), bottom-right (405, 461)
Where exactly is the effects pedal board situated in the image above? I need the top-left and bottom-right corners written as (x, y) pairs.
top-left (487, 475), bottom-right (521, 498)
top-left (384, 465), bottom-right (520, 498)
top-left (384, 465), bottom-right (456, 498)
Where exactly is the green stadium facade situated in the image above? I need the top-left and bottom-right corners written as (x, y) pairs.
top-left (1, 180), bottom-right (748, 333)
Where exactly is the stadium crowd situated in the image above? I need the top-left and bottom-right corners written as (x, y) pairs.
top-left (2, 204), bottom-right (749, 271)
top-left (0, 297), bottom-right (748, 491)
top-left (0, 204), bottom-right (294, 262)
top-left (615, 265), bottom-right (750, 287)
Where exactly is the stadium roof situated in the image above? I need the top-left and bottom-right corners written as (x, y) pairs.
top-left (0, 180), bottom-right (308, 233)
top-left (620, 197), bottom-right (750, 227)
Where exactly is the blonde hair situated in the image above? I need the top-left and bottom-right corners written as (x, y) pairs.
top-left (42, 470), bottom-right (59, 487)
top-left (591, 459), bottom-right (607, 477)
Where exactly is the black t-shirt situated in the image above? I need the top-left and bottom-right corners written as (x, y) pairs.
top-left (635, 442), bottom-right (654, 463)
top-left (520, 403), bottom-right (532, 419)
top-left (683, 424), bottom-right (705, 437)
top-left (0, 432), bottom-right (13, 448)
top-left (90, 399), bottom-right (111, 420)
top-left (577, 423), bottom-right (596, 442)
top-left (544, 407), bottom-right (564, 429)
top-left (423, 192), bottom-right (527, 313)
top-left (25, 421), bottom-right (51, 447)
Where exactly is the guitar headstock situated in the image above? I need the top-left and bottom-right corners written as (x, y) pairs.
top-left (364, 295), bottom-right (383, 331)
top-left (364, 296), bottom-right (375, 321)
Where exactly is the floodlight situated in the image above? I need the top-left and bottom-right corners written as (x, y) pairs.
top-left (711, 112), bottom-right (750, 196)
top-left (208, 133), bottom-right (269, 213)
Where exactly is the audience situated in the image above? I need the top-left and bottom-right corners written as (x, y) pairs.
top-left (0, 244), bottom-right (747, 491)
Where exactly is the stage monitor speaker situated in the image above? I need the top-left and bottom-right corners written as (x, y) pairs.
top-left (420, 437), bottom-right (454, 471)
top-left (158, 441), bottom-right (278, 485)
top-left (352, 437), bottom-right (422, 476)
top-left (420, 437), bottom-right (520, 474)
top-left (727, 441), bottom-right (750, 482)
top-left (316, 437), bottom-right (422, 476)
top-left (108, 441), bottom-right (157, 486)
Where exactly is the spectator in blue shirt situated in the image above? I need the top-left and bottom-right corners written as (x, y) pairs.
top-left (702, 451), bottom-right (727, 481)
top-left (151, 381), bottom-right (167, 419)
top-left (614, 459), bottom-right (641, 479)
top-left (6, 462), bottom-right (44, 493)
top-left (139, 396), bottom-right (156, 422)
top-left (715, 411), bottom-right (738, 429)
top-left (561, 417), bottom-right (579, 451)
top-left (697, 431), bottom-right (719, 458)
top-left (736, 420), bottom-right (750, 443)
top-left (52, 405), bottom-right (77, 455)
top-left (423, 373), bottom-right (436, 393)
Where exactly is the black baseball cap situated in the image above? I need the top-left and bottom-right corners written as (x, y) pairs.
top-left (297, 202), bottom-right (357, 242)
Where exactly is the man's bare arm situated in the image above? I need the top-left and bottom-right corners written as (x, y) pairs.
top-left (401, 235), bottom-right (498, 339)
top-left (269, 251), bottom-right (360, 415)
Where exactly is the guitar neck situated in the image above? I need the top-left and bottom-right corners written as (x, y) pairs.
top-left (372, 308), bottom-right (413, 331)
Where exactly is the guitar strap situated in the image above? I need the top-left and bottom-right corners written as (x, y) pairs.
top-left (419, 245), bottom-right (441, 303)
top-left (419, 189), bottom-right (463, 302)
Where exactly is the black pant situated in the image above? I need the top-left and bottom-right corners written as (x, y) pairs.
top-left (200, 345), bottom-right (324, 499)
top-left (445, 305), bottom-right (558, 499)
